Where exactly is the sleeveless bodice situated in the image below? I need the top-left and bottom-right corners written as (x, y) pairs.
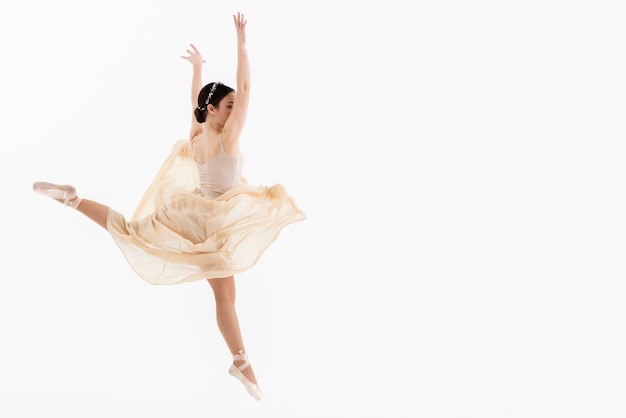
top-left (192, 137), bottom-right (243, 199)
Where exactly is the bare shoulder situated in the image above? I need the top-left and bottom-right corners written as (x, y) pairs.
top-left (221, 129), bottom-right (241, 157)
top-left (189, 115), bottom-right (203, 141)
top-left (190, 125), bottom-right (203, 141)
top-left (192, 131), bottom-right (227, 163)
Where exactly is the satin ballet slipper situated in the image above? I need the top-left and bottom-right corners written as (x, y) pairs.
top-left (229, 350), bottom-right (263, 401)
top-left (33, 181), bottom-right (82, 209)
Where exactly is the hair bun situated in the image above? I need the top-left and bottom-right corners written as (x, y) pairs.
top-left (194, 107), bottom-right (207, 123)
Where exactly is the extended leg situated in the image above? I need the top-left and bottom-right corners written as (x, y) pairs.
top-left (76, 199), bottom-right (110, 229)
top-left (33, 182), bottom-right (110, 229)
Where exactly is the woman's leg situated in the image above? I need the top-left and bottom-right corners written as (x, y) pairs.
top-left (33, 182), bottom-right (110, 230)
top-left (207, 276), bottom-right (257, 384)
top-left (76, 199), bottom-right (110, 230)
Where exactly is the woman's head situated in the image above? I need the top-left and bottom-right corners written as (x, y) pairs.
top-left (194, 82), bottom-right (236, 123)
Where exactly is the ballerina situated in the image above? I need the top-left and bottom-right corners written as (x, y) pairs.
top-left (33, 12), bottom-right (306, 401)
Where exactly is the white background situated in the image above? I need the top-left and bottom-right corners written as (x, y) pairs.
top-left (1, 1), bottom-right (625, 417)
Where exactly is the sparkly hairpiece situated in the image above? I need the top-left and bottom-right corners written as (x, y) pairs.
top-left (204, 82), bottom-right (221, 108)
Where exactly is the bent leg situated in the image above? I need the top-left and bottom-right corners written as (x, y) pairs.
top-left (208, 275), bottom-right (257, 384)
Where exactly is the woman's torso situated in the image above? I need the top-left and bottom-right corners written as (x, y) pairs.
top-left (191, 134), bottom-right (243, 199)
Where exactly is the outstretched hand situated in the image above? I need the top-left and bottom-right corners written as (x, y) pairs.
top-left (180, 43), bottom-right (205, 65)
top-left (233, 12), bottom-right (247, 46)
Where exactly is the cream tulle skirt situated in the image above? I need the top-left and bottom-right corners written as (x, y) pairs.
top-left (106, 140), bottom-right (306, 285)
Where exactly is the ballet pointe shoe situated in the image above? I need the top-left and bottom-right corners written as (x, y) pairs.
top-left (229, 350), bottom-right (263, 401)
top-left (33, 181), bottom-right (82, 209)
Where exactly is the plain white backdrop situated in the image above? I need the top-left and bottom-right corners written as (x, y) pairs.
top-left (1, 1), bottom-right (625, 417)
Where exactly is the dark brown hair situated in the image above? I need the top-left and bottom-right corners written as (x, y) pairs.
top-left (194, 82), bottom-right (235, 123)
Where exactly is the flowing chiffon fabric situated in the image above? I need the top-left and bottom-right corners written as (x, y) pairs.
top-left (106, 139), bottom-right (306, 285)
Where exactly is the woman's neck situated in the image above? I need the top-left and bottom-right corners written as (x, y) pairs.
top-left (206, 120), bottom-right (224, 134)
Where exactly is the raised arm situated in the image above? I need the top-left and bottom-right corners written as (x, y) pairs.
top-left (223, 12), bottom-right (250, 147)
top-left (180, 44), bottom-right (206, 138)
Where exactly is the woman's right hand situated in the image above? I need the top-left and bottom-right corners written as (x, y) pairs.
top-left (180, 43), bottom-right (206, 66)
top-left (233, 12), bottom-right (247, 47)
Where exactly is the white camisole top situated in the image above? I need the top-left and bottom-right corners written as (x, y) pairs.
top-left (192, 136), bottom-right (243, 199)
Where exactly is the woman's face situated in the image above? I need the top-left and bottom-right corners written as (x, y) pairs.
top-left (212, 92), bottom-right (236, 124)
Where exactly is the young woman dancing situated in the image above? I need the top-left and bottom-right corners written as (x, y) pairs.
top-left (32, 12), bottom-right (306, 401)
